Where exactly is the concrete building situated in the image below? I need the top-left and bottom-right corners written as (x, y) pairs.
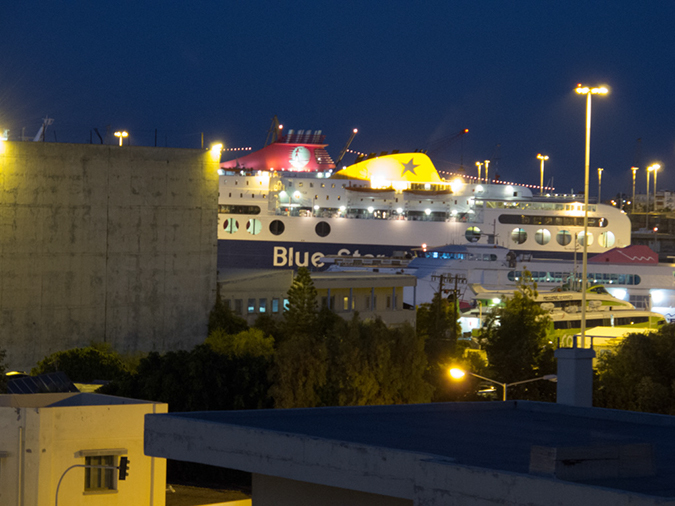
top-left (0, 141), bottom-right (219, 371)
top-left (145, 401), bottom-right (675, 506)
top-left (0, 392), bottom-right (167, 506)
top-left (219, 269), bottom-right (417, 327)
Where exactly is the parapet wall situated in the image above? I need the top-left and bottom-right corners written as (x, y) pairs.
top-left (0, 141), bottom-right (219, 370)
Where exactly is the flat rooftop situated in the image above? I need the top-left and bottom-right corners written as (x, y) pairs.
top-left (146, 401), bottom-right (675, 499)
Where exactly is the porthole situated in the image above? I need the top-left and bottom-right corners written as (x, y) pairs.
top-left (223, 218), bottom-right (239, 234)
top-left (578, 231), bottom-right (594, 246)
top-left (556, 230), bottom-right (572, 246)
top-left (465, 226), bottom-right (481, 243)
top-left (599, 231), bottom-right (615, 248)
top-left (535, 228), bottom-right (551, 245)
top-left (269, 220), bottom-right (285, 236)
top-left (511, 228), bottom-right (527, 245)
top-left (246, 218), bottom-right (262, 235)
top-left (315, 221), bottom-right (331, 237)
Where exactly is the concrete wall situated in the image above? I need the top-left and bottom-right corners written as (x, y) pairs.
top-left (0, 141), bottom-right (219, 370)
top-left (0, 393), bottom-right (167, 506)
top-left (253, 474), bottom-right (412, 506)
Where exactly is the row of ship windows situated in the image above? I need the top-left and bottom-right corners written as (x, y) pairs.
top-left (507, 271), bottom-right (641, 285)
top-left (465, 226), bottom-right (615, 247)
top-left (553, 316), bottom-right (653, 329)
top-left (222, 218), bottom-right (330, 237)
top-left (219, 206), bottom-right (610, 230)
top-left (222, 218), bottom-right (617, 247)
top-left (498, 215), bottom-right (608, 227)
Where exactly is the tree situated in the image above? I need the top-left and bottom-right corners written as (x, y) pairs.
top-left (101, 344), bottom-right (273, 412)
top-left (32, 344), bottom-right (129, 382)
top-left (480, 275), bottom-right (554, 399)
top-left (325, 316), bottom-right (432, 406)
top-left (205, 328), bottom-right (274, 359)
top-left (269, 267), bottom-right (326, 408)
top-left (208, 285), bottom-right (248, 335)
top-left (417, 291), bottom-right (462, 401)
top-left (595, 324), bottom-right (675, 414)
top-left (282, 267), bottom-right (318, 338)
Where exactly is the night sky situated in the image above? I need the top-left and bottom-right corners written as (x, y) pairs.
top-left (2, 1), bottom-right (674, 200)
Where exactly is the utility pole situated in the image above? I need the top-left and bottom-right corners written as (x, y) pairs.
top-left (431, 273), bottom-right (467, 344)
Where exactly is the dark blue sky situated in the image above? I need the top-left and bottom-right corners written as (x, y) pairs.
top-left (2, 1), bottom-right (674, 200)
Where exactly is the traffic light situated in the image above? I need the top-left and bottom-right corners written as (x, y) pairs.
top-left (118, 456), bottom-right (130, 481)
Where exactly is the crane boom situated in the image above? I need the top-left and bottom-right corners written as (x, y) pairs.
top-left (334, 128), bottom-right (359, 169)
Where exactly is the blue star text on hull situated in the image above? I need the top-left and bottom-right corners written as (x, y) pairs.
top-left (401, 158), bottom-right (419, 176)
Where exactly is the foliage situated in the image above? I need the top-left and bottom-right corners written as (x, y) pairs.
top-left (205, 328), bottom-right (275, 359)
top-left (100, 345), bottom-right (272, 411)
top-left (269, 267), bottom-right (327, 408)
top-left (31, 344), bottom-right (129, 382)
top-left (480, 274), bottom-right (555, 399)
top-left (595, 324), bottom-right (675, 414)
top-left (325, 317), bottom-right (432, 406)
top-left (208, 285), bottom-right (248, 335)
top-left (417, 291), bottom-right (463, 400)
top-left (282, 267), bottom-right (318, 338)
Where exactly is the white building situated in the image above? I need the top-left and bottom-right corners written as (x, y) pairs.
top-left (0, 393), bottom-right (167, 506)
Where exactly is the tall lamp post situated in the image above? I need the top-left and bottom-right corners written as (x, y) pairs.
top-left (575, 84), bottom-right (608, 348)
top-left (646, 165), bottom-right (653, 228)
top-left (631, 167), bottom-right (638, 214)
top-left (597, 167), bottom-right (604, 203)
top-left (651, 163), bottom-right (661, 213)
top-left (114, 130), bottom-right (129, 146)
top-left (537, 154), bottom-right (549, 195)
top-left (475, 161), bottom-right (483, 182)
top-left (448, 368), bottom-right (557, 401)
top-left (484, 159), bottom-right (490, 183)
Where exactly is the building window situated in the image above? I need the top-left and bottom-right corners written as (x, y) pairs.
top-left (386, 296), bottom-right (391, 309)
top-left (365, 296), bottom-right (370, 310)
top-left (283, 298), bottom-right (290, 311)
top-left (259, 298), bottom-right (267, 313)
top-left (234, 299), bottom-right (243, 315)
top-left (272, 298), bottom-right (279, 313)
top-left (247, 299), bottom-right (256, 314)
top-left (85, 455), bottom-right (115, 492)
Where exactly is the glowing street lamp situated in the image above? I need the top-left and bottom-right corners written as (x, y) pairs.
top-left (475, 161), bottom-right (483, 182)
top-left (448, 368), bottom-right (556, 401)
top-left (537, 154), bottom-right (549, 195)
top-left (597, 167), bottom-right (604, 203)
top-left (114, 130), bottom-right (129, 146)
top-left (484, 160), bottom-right (490, 183)
top-left (575, 83), bottom-right (609, 347)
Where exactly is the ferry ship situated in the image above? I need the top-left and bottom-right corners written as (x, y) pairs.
top-left (217, 128), bottom-right (631, 272)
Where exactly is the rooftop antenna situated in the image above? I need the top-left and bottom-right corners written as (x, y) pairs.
top-left (33, 116), bottom-right (54, 142)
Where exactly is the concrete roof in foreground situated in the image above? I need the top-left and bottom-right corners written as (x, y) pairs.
top-left (145, 401), bottom-right (675, 502)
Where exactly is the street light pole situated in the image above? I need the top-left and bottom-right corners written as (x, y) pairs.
top-left (652, 164), bottom-right (661, 212)
top-left (537, 154), bottom-right (549, 195)
top-left (597, 167), bottom-right (604, 203)
top-left (646, 166), bottom-right (652, 228)
top-left (631, 167), bottom-right (638, 214)
top-left (484, 159), bottom-right (490, 183)
top-left (448, 368), bottom-right (557, 401)
top-left (475, 161), bottom-right (483, 182)
top-left (575, 84), bottom-right (608, 348)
